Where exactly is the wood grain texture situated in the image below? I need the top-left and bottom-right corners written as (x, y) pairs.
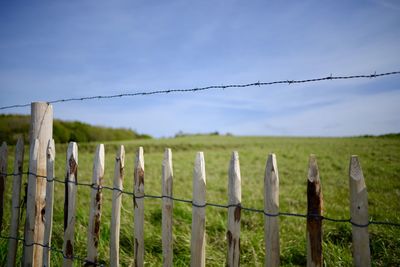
top-left (134, 147), bottom-right (145, 267)
top-left (63, 142), bottom-right (78, 267)
top-left (306, 155), bottom-right (323, 267)
top-left (191, 152), bottom-right (206, 267)
top-left (227, 151), bottom-right (241, 267)
top-left (349, 156), bottom-right (371, 267)
top-left (264, 153), bottom-right (280, 267)
top-left (7, 138), bottom-right (24, 267)
top-left (43, 139), bottom-right (55, 267)
top-left (87, 144), bottom-right (105, 265)
top-left (162, 148), bottom-right (173, 267)
top-left (23, 139), bottom-right (39, 266)
top-left (30, 102), bottom-right (53, 266)
top-left (110, 145), bottom-right (125, 266)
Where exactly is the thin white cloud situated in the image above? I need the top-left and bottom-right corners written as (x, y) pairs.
top-left (0, 1), bottom-right (399, 137)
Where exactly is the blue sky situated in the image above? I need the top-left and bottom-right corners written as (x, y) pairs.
top-left (0, 1), bottom-right (399, 137)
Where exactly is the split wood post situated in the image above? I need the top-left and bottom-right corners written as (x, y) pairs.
top-left (63, 142), bottom-right (78, 267)
top-left (349, 156), bottom-right (371, 267)
top-left (87, 144), bottom-right (105, 264)
top-left (191, 152), bottom-right (206, 267)
top-left (134, 147), bottom-right (145, 267)
top-left (0, 142), bottom-right (7, 232)
top-left (227, 151), bottom-right (241, 267)
top-left (162, 148), bottom-right (173, 267)
top-left (43, 139), bottom-right (55, 267)
top-left (110, 145), bottom-right (125, 266)
top-left (28, 102), bottom-right (53, 266)
top-left (264, 153), bottom-right (280, 267)
top-left (23, 139), bottom-right (39, 266)
top-left (6, 138), bottom-right (24, 267)
top-left (306, 155), bottom-right (323, 267)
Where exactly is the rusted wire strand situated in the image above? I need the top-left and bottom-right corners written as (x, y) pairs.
top-left (1, 171), bottom-right (399, 228)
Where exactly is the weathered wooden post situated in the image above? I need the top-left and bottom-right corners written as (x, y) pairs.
top-left (349, 156), bottom-right (371, 267)
top-left (87, 144), bottom-right (105, 264)
top-left (43, 139), bottom-right (55, 267)
top-left (306, 155), bottom-right (323, 267)
top-left (7, 138), bottom-right (24, 267)
top-left (63, 142), bottom-right (78, 267)
top-left (110, 146), bottom-right (125, 266)
top-left (0, 142), bottom-right (7, 232)
top-left (191, 152), bottom-right (206, 267)
top-left (162, 148), bottom-right (173, 267)
top-left (24, 102), bottom-right (53, 267)
top-left (23, 139), bottom-right (39, 265)
top-left (264, 153), bottom-right (280, 267)
top-left (134, 147), bottom-right (145, 267)
top-left (227, 151), bottom-right (241, 267)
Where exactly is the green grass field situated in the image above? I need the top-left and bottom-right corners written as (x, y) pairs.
top-left (1, 135), bottom-right (399, 266)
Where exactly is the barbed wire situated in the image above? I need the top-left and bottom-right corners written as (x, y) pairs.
top-left (1, 71), bottom-right (399, 110)
top-left (1, 171), bottom-right (399, 228)
top-left (0, 234), bottom-right (102, 266)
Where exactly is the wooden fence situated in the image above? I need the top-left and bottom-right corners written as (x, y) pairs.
top-left (0, 102), bottom-right (372, 267)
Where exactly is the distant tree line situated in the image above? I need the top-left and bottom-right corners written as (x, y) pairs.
top-left (0, 114), bottom-right (151, 144)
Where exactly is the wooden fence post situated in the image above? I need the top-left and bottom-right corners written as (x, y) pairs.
top-left (7, 138), bottom-right (24, 267)
top-left (63, 142), bottom-right (78, 267)
top-left (162, 148), bottom-right (173, 267)
top-left (87, 144), bottom-right (105, 265)
top-left (43, 139), bottom-right (55, 267)
top-left (23, 139), bottom-right (39, 266)
top-left (27, 102), bottom-right (53, 266)
top-left (0, 142), bottom-right (7, 232)
top-left (134, 147), bottom-right (145, 267)
top-left (191, 152), bottom-right (206, 267)
top-left (110, 146), bottom-right (125, 266)
top-left (227, 151), bottom-right (241, 267)
top-left (306, 155), bottom-right (323, 267)
top-left (264, 153), bottom-right (280, 267)
top-left (349, 156), bottom-right (371, 267)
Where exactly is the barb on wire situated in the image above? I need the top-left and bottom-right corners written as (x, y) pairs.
top-left (1, 71), bottom-right (399, 110)
top-left (1, 171), bottom-right (400, 228)
top-left (0, 234), bottom-right (103, 266)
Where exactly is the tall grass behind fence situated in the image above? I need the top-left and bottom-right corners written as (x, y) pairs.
top-left (3, 108), bottom-right (396, 266)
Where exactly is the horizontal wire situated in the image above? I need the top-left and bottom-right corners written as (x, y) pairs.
top-left (2, 171), bottom-right (399, 228)
top-left (1, 71), bottom-right (399, 110)
top-left (0, 234), bottom-right (102, 266)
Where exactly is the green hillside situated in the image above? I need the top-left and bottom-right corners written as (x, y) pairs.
top-left (0, 114), bottom-right (151, 144)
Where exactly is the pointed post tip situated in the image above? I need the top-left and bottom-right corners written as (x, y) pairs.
top-left (16, 137), bottom-right (24, 146)
top-left (0, 141), bottom-right (7, 149)
top-left (308, 155), bottom-right (319, 182)
top-left (231, 151), bottom-right (239, 160)
top-left (96, 144), bottom-right (105, 155)
top-left (349, 156), bottom-right (363, 181)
